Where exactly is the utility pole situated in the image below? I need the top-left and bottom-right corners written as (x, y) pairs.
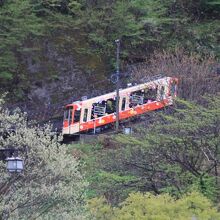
top-left (115, 39), bottom-right (120, 132)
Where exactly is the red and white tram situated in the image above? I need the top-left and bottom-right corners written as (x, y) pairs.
top-left (62, 76), bottom-right (178, 136)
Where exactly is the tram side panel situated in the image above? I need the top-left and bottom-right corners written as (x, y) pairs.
top-left (78, 79), bottom-right (174, 133)
top-left (62, 77), bottom-right (178, 135)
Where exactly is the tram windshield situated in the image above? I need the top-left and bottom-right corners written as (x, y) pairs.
top-left (64, 106), bottom-right (73, 121)
top-left (171, 81), bottom-right (177, 96)
top-left (74, 109), bottom-right (81, 123)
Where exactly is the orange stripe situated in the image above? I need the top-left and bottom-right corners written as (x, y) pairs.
top-left (79, 100), bottom-right (169, 132)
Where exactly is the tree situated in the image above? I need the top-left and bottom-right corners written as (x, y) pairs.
top-left (129, 49), bottom-right (220, 101)
top-left (1, 0), bottom-right (219, 102)
top-left (0, 97), bottom-right (87, 219)
top-left (89, 191), bottom-right (220, 220)
top-left (32, 0), bottom-right (82, 15)
top-left (0, 0), bottom-right (45, 97)
top-left (79, 0), bottom-right (176, 59)
top-left (85, 97), bottom-right (220, 203)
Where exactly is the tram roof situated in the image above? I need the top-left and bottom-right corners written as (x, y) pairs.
top-left (70, 76), bottom-right (172, 106)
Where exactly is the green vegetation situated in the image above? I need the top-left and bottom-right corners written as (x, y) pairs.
top-left (0, 1), bottom-right (44, 81)
top-left (1, 0), bottom-right (220, 219)
top-left (62, 90), bottom-right (220, 219)
top-left (79, 96), bottom-right (220, 210)
top-left (89, 192), bottom-right (220, 220)
top-left (0, 0), bottom-right (219, 98)
top-left (1, 94), bottom-right (220, 218)
top-left (0, 97), bottom-right (87, 219)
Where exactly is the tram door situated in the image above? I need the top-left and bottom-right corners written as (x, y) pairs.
top-left (63, 106), bottom-right (73, 134)
top-left (69, 108), bottom-right (81, 134)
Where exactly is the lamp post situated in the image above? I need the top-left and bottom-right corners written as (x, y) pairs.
top-left (6, 157), bottom-right (24, 173)
top-left (0, 148), bottom-right (24, 173)
top-left (115, 39), bottom-right (120, 132)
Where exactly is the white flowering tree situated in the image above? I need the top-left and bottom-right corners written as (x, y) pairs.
top-left (0, 98), bottom-right (87, 220)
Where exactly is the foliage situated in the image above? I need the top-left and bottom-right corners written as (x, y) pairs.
top-left (0, 0), bottom-right (220, 99)
top-left (0, 97), bottom-right (88, 219)
top-left (78, 0), bottom-right (220, 60)
top-left (85, 97), bottom-right (220, 204)
top-left (80, 0), bottom-right (175, 58)
top-left (89, 191), bottom-right (220, 220)
top-left (130, 49), bottom-right (220, 101)
top-left (0, 0), bottom-right (45, 85)
top-left (31, 0), bottom-right (82, 15)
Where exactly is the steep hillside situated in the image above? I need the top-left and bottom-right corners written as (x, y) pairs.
top-left (0, 0), bottom-right (219, 116)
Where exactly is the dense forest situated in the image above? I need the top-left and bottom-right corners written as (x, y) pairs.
top-left (0, 0), bottom-right (220, 219)
top-left (0, 0), bottom-right (220, 102)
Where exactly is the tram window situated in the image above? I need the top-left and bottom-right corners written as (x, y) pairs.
top-left (83, 109), bottom-right (88, 122)
top-left (106, 98), bottom-right (116, 114)
top-left (129, 90), bottom-right (144, 108)
top-left (171, 82), bottom-right (177, 96)
top-left (144, 87), bottom-right (157, 102)
top-left (64, 110), bottom-right (68, 120)
top-left (64, 107), bottom-right (73, 120)
top-left (91, 101), bottom-right (107, 119)
top-left (74, 109), bottom-right (81, 123)
top-left (121, 97), bottom-right (126, 111)
top-left (70, 109), bottom-right (73, 122)
top-left (160, 86), bottom-right (165, 100)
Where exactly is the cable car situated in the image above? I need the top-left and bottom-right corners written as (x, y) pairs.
top-left (62, 76), bottom-right (178, 136)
